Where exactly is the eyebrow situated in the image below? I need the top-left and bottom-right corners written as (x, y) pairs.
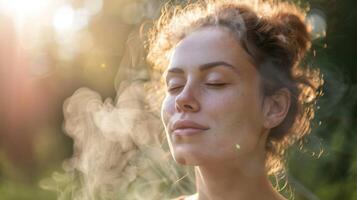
top-left (167, 61), bottom-right (236, 74)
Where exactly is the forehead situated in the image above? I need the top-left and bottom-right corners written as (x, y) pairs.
top-left (168, 26), bottom-right (254, 70)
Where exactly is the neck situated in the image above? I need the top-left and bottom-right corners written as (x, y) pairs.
top-left (193, 155), bottom-right (285, 200)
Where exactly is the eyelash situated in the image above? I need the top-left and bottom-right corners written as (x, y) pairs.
top-left (205, 83), bottom-right (227, 87)
top-left (168, 86), bottom-right (183, 92)
top-left (167, 83), bottom-right (227, 92)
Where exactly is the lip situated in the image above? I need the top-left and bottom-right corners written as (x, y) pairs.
top-left (172, 120), bottom-right (209, 136)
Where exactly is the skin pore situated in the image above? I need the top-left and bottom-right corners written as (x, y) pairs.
top-left (161, 26), bottom-right (290, 200)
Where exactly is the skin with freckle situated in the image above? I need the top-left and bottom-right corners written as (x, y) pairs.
top-left (161, 27), bottom-right (267, 166)
top-left (147, 1), bottom-right (323, 199)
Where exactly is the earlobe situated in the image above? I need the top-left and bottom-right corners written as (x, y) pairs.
top-left (262, 88), bottom-right (291, 129)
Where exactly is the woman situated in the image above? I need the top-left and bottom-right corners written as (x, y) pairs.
top-left (146, 0), bottom-right (322, 199)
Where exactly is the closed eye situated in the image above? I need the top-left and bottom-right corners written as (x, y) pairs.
top-left (167, 83), bottom-right (227, 92)
top-left (205, 83), bottom-right (228, 87)
top-left (168, 85), bottom-right (184, 92)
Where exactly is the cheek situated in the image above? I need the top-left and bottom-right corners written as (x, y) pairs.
top-left (206, 89), bottom-right (264, 142)
top-left (160, 96), bottom-right (175, 128)
top-left (208, 89), bottom-right (262, 121)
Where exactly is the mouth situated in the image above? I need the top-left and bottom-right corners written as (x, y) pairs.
top-left (171, 120), bottom-right (209, 136)
top-left (172, 128), bottom-right (207, 136)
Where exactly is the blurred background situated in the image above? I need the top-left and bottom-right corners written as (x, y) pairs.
top-left (0, 0), bottom-right (356, 199)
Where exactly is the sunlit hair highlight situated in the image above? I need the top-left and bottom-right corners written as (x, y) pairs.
top-left (146, 0), bottom-right (323, 176)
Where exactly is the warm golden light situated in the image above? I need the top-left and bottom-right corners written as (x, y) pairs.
top-left (53, 5), bottom-right (75, 33)
top-left (0, 0), bottom-right (50, 18)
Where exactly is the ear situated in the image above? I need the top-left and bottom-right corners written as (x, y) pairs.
top-left (262, 88), bottom-right (291, 129)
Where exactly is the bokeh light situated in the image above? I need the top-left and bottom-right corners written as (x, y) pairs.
top-left (0, 0), bottom-right (356, 200)
top-left (307, 9), bottom-right (327, 39)
top-left (53, 5), bottom-right (75, 33)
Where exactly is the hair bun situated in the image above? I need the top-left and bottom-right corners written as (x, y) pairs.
top-left (270, 10), bottom-right (312, 67)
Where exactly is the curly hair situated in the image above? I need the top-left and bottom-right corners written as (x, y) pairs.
top-left (146, 0), bottom-right (323, 175)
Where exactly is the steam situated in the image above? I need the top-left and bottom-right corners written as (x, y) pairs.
top-left (39, 2), bottom-right (337, 200)
top-left (40, 28), bottom-right (195, 200)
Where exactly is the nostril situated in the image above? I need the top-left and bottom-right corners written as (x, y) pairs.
top-left (184, 104), bottom-right (193, 110)
top-left (174, 89), bottom-right (200, 112)
top-left (175, 102), bottom-right (197, 112)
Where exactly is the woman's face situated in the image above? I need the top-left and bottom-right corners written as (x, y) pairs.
top-left (161, 27), bottom-right (268, 166)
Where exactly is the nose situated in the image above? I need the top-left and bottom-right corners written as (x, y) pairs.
top-left (175, 83), bottom-right (200, 113)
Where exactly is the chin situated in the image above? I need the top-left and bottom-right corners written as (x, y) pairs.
top-left (171, 144), bottom-right (208, 166)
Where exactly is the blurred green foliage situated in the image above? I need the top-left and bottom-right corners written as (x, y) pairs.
top-left (0, 0), bottom-right (356, 199)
